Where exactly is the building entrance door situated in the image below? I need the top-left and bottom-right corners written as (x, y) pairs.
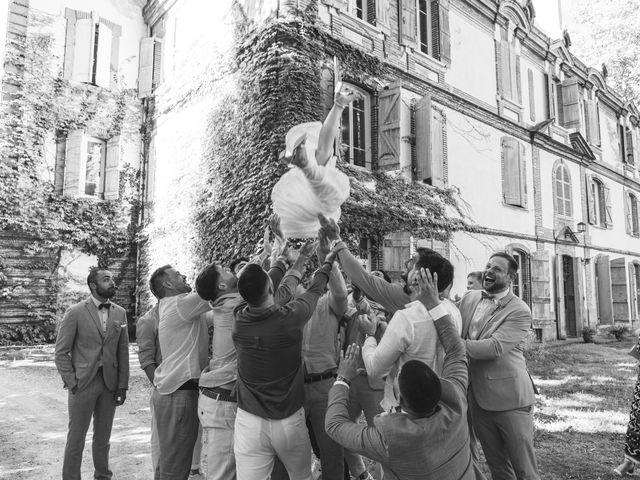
top-left (562, 255), bottom-right (577, 337)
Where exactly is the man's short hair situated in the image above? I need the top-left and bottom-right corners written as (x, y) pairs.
top-left (399, 360), bottom-right (441, 415)
top-left (87, 267), bottom-right (101, 289)
top-left (467, 271), bottom-right (483, 283)
top-left (229, 257), bottom-right (250, 274)
top-left (195, 263), bottom-right (221, 301)
top-left (149, 264), bottom-right (172, 299)
top-left (238, 264), bottom-right (270, 305)
top-left (489, 252), bottom-right (519, 275)
top-left (414, 251), bottom-right (454, 292)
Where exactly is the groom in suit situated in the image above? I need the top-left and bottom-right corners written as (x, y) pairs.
top-left (55, 267), bottom-right (129, 480)
top-left (460, 252), bottom-right (539, 480)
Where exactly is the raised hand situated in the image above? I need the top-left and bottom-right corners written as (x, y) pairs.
top-left (268, 213), bottom-right (285, 244)
top-left (317, 227), bottom-right (331, 261)
top-left (299, 239), bottom-right (318, 258)
top-left (416, 267), bottom-right (440, 310)
top-left (334, 81), bottom-right (362, 108)
top-left (337, 343), bottom-right (360, 382)
top-left (357, 313), bottom-right (377, 336)
top-left (318, 214), bottom-right (341, 241)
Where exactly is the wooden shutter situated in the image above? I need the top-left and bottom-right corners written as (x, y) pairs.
top-left (103, 136), bottom-right (120, 200)
top-left (54, 135), bottom-right (66, 194)
top-left (604, 184), bottom-right (613, 228)
top-left (398, 0), bottom-right (417, 47)
top-left (593, 104), bottom-right (601, 146)
top-left (431, 0), bottom-right (450, 64)
top-left (527, 68), bottom-right (535, 122)
top-left (152, 39), bottom-right (163, 88)
top-left (561, 77), bottom-right (580, 130)
top-left (583, 99), bottom-right (591, 142)
top-left (572, 256), bottom-right (586, 333)
top-left (378, 84), bottom-right (402, 171)
top-left (383, 232), bottom-right (410, 275)
top-left (595, 256), bottom-right (613, 324)
top-left (109, 25), bottom-right (121, 90)
top-left (611, 257), bottom-right (630, 321)
top-left (414, 94), bottom-right (432, 182)
top-left (625, 193), bottom-right (632, 234)
top-left (94, 22), bottom-right (112, 88)
top-left (518, 142), bottom-right (527, 207)
top-left (502, 137), bottom-right (520, 206)
top-left (63, 130), bottom-right (84, 196)
top-left (431, 108), bottom-right (445, 187)
top-left (514, 55), bottom-right (522, 105)
top-left (530, 255), bottom-right (552, 327)
top-left (367, 0), bottom-right (376, 24)
top-left (500, 34), bottom-right (511, 100)
top-left (544, 73), bottom-right (552, 120)
top-left (72, 15), bottom-right (95, 83)
top-left (627, 128), bottom-right (635, 164)
top-left (138, 37), bottom-right (155, 98)
top-left (586, 175), bottom-right (596, 225)
top-left (629, 263), bottom-right (638, 320)
top-left (376, 0), bottom-right (391, 33)
top-left (63, 9), bottom-right (77, 80)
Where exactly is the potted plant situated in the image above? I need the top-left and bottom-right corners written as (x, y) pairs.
top-left (581, 326), bottom-right (596, 343)
top-left (607, 324), bottom-right (630, 341)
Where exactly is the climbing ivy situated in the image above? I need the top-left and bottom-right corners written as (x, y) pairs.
top-left (193, 10), bottom-right (474, 266)
top-left (0, 17), bottom-right (142, 343)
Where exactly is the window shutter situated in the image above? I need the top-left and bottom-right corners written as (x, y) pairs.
top-left (63, 130), bottom-right (84, 196)
top-left (398, 0), bottom-right (417, 47)
top-left (109, 25), bottom-right (121, 90)
top-left (586, 175), bottom-right (596, 225)
top-left (583, 99), bottom-right (591, 142)
top-left (561, 77), bottom-right (580, 130)
top-left (152, 39), bottom-right (163, 88)
top-left (554, 168), bottom-right (563, 216)
top-left (103, 136), bottom-right (120, 200)
top-left (626, 128), bottom-right (635, 165)
top-left (611, 257), bottom-right (630, 321)
top-left (430, 0), bottom-right (450, 64)
top-left (544, 73), bottom-right (552, 120)
top-left (72, 16), bottom-right (95, 83)
top-left (138, 37), bottom-right (155, 99)
top-left (595, 255), bottom-right (613, 324)
top-left (531, 255), bottom-right (552, 326)
top-left (383, 233), bottom-right (411, 275)
top-left (594, 104), bottom-right (601, 146)
top-left (563, 166), bottom-right (572, 217)
top-left (378, 84), bottom-right (402, 171)
top-left (500, 37), bottom-right (511, 100)
top-left (625, 193), bottom-right (632, 234)
top-left (63, 9), bottom-right (77, 80)
top-left (518, 142), bottom-right (527, 207)
top-left (414, 94), bottom-right (432, 182)
top-left (94, 22), bottom-right (113, 88)
top-left (431, 108), bottom-right (445, 187)
top-left (604, 184), bottom-right (613, 229)
top-left (54, 135), bottom-right (66, 194)
top-left (375, 0), bottom-right (391, 33)
top-left (367, 0), bottom-right (376, 25)
top-left (502, 137), bottom-right (520, 206)
top-left (514, 55), bottom-right (522, 105)
top-left (527, 68), bottom-right (535, 122)
top-left (633, 196), bottom-right (640, 235)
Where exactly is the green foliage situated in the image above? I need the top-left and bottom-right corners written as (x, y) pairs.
top-left (0, 23), bottom-right (141, 331)
top-left (0, 318), bottom-right (57, 346)
top-left (194, 16), bottom-right (473, 265)
top-left (605, 324), bottom-right (630, 341)
top-left (581, 326), bottom-right (596, 343)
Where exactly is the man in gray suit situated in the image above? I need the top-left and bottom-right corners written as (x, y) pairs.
top-left (460, 252), bottom-right (539, 480)
top-left (55, 267), bottom-right (130, 480)
top-left (325, 268), bottom-right (474, 479)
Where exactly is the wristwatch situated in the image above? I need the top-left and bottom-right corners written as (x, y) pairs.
top-left (335, 375), bottom-right (351, 386)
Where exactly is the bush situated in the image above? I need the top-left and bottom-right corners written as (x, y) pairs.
top-left (606, 324), bottom-right (630, 341)
top-left (582, 326), bottom-right (596, 343)
top-left (0, 318), bottom-right (57, 346)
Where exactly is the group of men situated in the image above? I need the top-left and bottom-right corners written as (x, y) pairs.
top-left (54, 214), bottom-right (540, 480)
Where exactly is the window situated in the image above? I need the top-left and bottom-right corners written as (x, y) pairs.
top-left (498, 27), bottom-right (520, 104)
top-left (583, 91), bottom-right (601, 146)
top-left (54, 129), bottom-right (120, 200)
top-left (624, 126), bottom-right (634, 165)
top-left (63, 9), bottom-right (121, 89)
top-left (138, 20), bottom-right (164, 99)
top-left (398, 0), bottom-right (450, 63)
top-left (626, 192), bottom-right (640, 237)
top-left (620, 124), bottom-right (627, 164)
top-left (501, 137), bottom-right (527, 208)
top-left (353, 0), bottom-right (375, 24)
top-left (554, 163), bottom-right (572, 217)
top-left (340, 84), bottom-right (371, 169)
top-left (511, 249), bottom-right (531, 306)
top-left (557, 76), bottom-right (580, 130)
top-left (588, 177), bottom-right (611, 228)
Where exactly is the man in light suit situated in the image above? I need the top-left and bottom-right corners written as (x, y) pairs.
top-left (460, 252), bottom-right (539, 480)
top-left (55, 267), bottom-right (130, 480)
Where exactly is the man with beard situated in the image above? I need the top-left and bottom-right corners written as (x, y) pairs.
top-left (459, 252), bottom-right (539, 480)
top-left (150, 263), bottom-right (228, 479)
top-left (55, 268), bottom-right (129, 480)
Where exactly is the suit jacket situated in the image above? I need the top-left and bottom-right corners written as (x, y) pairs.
top-left (460, 290), bottom-right (535, 411)
top-left (55, 297), bottom-right (130, 392)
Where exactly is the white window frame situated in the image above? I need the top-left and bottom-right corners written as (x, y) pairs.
top-left (554, 163), bottom-right (572, 218)
top-left (80, 136), bottom-right (107, 198)
top-left (340, 83), bottom-right (371, 170)
top-left (592, 179), bottom-right (605, 227)
top-left (417, 0), bottom-right (434, 57)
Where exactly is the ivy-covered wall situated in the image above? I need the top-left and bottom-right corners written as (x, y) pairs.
top-left (0, 2), bottom-right (145, 343)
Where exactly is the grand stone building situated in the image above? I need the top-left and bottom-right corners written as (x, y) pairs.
top-left (1, 0), bottom-right (639, 342)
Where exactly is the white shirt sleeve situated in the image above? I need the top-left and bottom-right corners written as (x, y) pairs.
top-left (362, 310), bottom-right (411, 379)
top-left (175, 293), bottom-right (212, 322)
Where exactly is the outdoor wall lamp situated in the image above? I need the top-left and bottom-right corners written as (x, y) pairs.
top-left (577, 222), bottom-right (586, 234)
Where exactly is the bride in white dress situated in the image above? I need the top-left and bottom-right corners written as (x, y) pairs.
top-left (272, 83), bottom-right (360, 238)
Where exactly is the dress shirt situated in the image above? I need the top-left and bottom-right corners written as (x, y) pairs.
top-left (91, 295), bottom-right (109, 334)
top-left (467, 288), bottom-right (510, 340)
top-left (362, 301), bottom-right (458, 411)
top-left (153, 292), bottom-right (211, 395)
top-left (198, 292), bottom-right (244, 390)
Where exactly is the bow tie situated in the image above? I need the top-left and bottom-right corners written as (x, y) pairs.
top-left (480, 291), bottom-right (495, 301)
top-left (98, 303), bottom-right (111, 310)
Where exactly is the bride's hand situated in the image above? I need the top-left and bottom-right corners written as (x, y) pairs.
top-left (334, 82), bottom-right (361, 108)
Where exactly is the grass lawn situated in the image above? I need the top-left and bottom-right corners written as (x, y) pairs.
top-left (526, 337), bottom-right (637, 479)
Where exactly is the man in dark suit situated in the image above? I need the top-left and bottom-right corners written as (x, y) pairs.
top-left (55, 267), bottom-right (130, 480)
top-left (460, 252), bottom-right (539, 480)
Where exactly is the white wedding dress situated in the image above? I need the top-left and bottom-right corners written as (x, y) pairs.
top-left (271, 122), bottom-right (350, 238)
